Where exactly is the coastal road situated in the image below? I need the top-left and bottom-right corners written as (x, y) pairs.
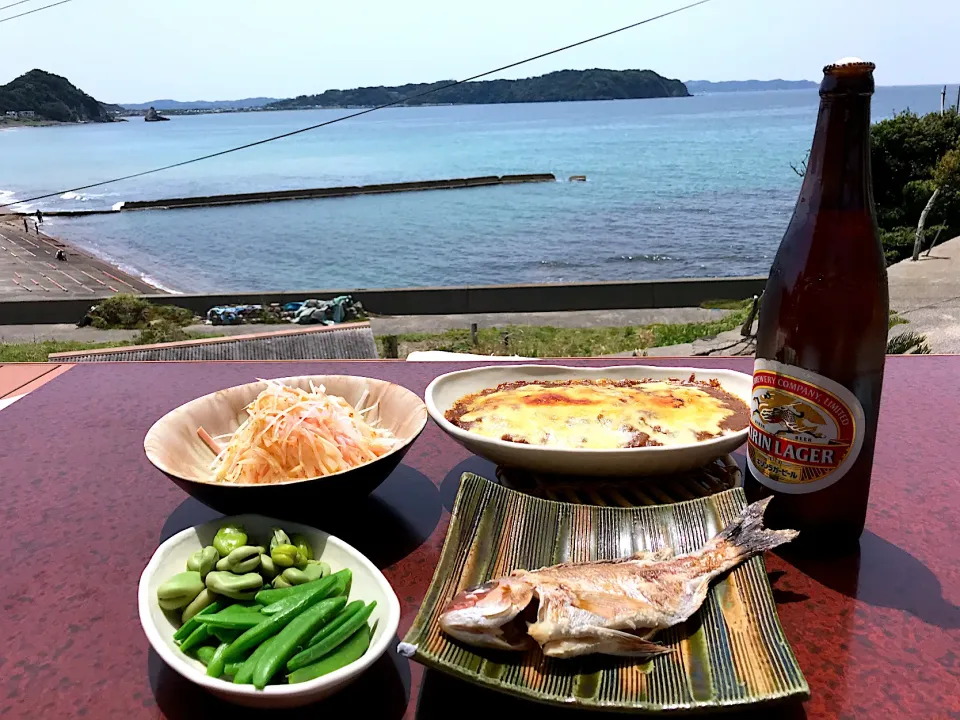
top-left (0, 217), bottom-right (157, 298)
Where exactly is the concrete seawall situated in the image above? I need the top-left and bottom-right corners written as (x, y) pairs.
top-left (0, 276), bottom-right (766, 325)
top-left (36, 174), bottom-right (558, 216)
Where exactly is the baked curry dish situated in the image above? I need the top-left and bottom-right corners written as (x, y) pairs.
top-left (444, 376), bottom-right (749, 449)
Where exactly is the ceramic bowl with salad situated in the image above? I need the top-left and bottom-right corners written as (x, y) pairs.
top-left (143, 375), bottom-right (428, 515)
top-left (138, 514), bottom-right (400, 708)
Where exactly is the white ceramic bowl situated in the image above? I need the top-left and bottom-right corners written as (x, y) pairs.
top-left (138, 514), bottom-right (400, 709)
top-left (425, 364), bottom-right (752, 476)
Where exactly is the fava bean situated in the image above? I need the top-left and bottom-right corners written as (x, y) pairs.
top-left (215, 545), bottom-right (265, 574)
top-left (291, 534), bottom-right (313, 561)
top-left (205, 571), bottom-right (263, 600)
top-left (259, 554), bottom-right (278, 580)
top-left (213, 524), bottom-right (247, 556)
top-left (287, 601), bottom-right (376, 672)
top-left (269, 527), bottom-right (291, 553)
top-left (157, 571), bottom-right (204, 611)
top-left (182, 589), bottom-right (218, 624)
top-left (288, 624), bottom-right (370, 684)
top-left (270, 543), bottom-right (302, 568)
top-left (187, 546), bottom-right (219, 578)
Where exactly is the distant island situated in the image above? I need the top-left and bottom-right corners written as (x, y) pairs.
top-left (266, 69), bottom-right (689, 110)
top-left (0, 69), bottom-right (117, 124)
top-left (122, 97), bottom-right (278, 111)
top-left (685, 79), bottom-right (818, 94)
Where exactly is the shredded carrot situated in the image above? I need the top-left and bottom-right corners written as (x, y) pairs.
top-left (209, 380), bottom-right (397, 484)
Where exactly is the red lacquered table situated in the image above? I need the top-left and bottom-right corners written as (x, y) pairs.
top-left (0, 358), bottom-right (957, 720)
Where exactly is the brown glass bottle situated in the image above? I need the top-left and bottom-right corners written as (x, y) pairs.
top-left (744, 59), bottom-right (888, 552)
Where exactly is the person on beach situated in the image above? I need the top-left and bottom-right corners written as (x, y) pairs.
top-left (35, 209), bottom-right (43, 225)
top-left (56, 249), bottom-right (66, 261)
top-left (22, 218), bottom-right (27, 233)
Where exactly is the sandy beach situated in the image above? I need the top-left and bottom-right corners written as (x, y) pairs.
top-left (0, 215), bottom-right (162, 299)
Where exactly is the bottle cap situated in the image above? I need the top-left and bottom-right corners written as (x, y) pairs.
top-left (823, 58), bottom-right (876, 75)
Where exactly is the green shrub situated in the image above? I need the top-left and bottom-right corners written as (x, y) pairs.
top-left (134, 319), bottom-right (190, 345)
top-left (86, 294), bottom-right (195, 329)
top-left (887, 331), bottom-right (931, 354)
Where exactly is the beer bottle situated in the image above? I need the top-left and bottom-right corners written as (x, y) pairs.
top-left (745, 59), bottom-right (888, 551)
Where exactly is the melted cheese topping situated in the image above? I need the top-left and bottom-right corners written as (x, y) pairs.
top-left (448, 380), bottom-right (746, 449)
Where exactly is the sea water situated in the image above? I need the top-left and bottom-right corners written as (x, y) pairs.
top-left (0, 86), bottom-right (949, 292)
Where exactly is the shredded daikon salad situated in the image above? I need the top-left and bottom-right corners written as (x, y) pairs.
top-left (210, 380), bottom-right (397, 484)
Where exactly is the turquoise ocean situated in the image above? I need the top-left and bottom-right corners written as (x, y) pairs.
top-left (0, 86), bottom-right (951, 293)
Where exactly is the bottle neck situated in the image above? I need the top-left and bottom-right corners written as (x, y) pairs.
top-left (800, 93), bottom-right (873, 212)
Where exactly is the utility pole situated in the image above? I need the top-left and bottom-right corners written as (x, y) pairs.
top-left (941, 85), bottom-right (946, 115)
top-left (956, 84), bottom-right (959, 112)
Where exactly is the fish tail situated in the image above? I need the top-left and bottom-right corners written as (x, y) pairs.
top-left (712, 497), bottom-right (798, 557)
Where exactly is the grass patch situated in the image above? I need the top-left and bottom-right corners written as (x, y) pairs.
top-left (378, 308), bottom-right (749, 359)
top-left (0, 340), bottom-right (135, 362)
top-left (699, 298), bottom-right (755, 310)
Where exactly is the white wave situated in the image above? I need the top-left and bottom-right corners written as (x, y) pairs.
top-left (0, 189), bottom-right (33, 213)
top-left (60, 191), bottom-right (84, 200)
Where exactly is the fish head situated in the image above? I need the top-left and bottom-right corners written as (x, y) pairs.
top-left (438, 577), bottom-right (536, 651)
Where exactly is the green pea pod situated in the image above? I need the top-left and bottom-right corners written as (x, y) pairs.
top-left (205, 571), bottom-right (263, 600)
top-left (179, 623), bottom-right (212, 653)
top-left (182, 588), bottom-right (218, 624)
top-left (252, 596), bottom-right (346, 689)
top-left (233, 636), bottom-right (279, 685)
top-left (195, 645), bottom-right (218, 666)
top-left (198, 612), bottom-right (265, 630)
top-left (291, 533), bottom-right (314, 561)
top-left (288, 624), bottom-right (371, 684)
top-left (213, 523), bottom-right (247, 556)
top-left (270, 543), bottom-right (302, 568)
top-left (222, 579), bottom-right (339, 663)
top-left (157, 571), bottom-right (204, 610)
top-left (287, 601), bottom-right (376, 672)
top-left (269, 527), bottom-right (291, 553)
top-left (306, 600), bottom-right (365, 648)
top-left (174, 600), bottom-right (225, 643)
top-left (260, 571), bottom-right (345, 616)
top-left (210, 626), bottom-right (242, 644)
top-left (206, 641), bottom-right (231, 678)
top-left (224, 661), bottom-right (243, 677)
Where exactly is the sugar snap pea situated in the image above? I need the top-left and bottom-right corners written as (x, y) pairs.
top-left (195, 645), bottom-right (217, 666)
top-left (174, 600), bottom-right (225, 643)
top-left (222, 579), bottom-right (336, 662)
top-left (198, 612), bottom-right (265, 630)
top-left (233, 636), bottom-right (279, 685)
top-left (287, 624), bottom-right (371, 684)
top-left (210, 626), bottom-right (242, 644)
top-left (224, 661), bottom-right (243, 676)
top-left (306, 600), bottom-right (365, 648)
top-left (179, 623), bottom-right (213, 653)
top-left (258, 570), bottom-right (346, 615)
top-left (252, 596), bottom-right (346, 689)
top-left (287, 601), bottom-right (376, 672)
top-left (206, 641), bottom-right (231, 678)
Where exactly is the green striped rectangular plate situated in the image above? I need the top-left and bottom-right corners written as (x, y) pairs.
top-left (402, 473), bottom-right (809, 714)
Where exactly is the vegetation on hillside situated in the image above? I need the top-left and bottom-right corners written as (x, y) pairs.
top-left (267, 69), bottom-right (689, 110)
top-left (0, 69), bottom-right (115, 122)
top-left (872, 109), bottom-right (960, 263)
top-left (84, 294), bottom-right (195, 330)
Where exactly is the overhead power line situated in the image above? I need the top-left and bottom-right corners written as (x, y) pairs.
top-left (0, 0), bottom-right (75, 24)
top-left (1, 0), bottom-right (714, 209)
top-left (0, 0), bottom-right (41, 13)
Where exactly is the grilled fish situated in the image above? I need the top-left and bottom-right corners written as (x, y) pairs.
top-left (439, 497), bottom-right (796, 658)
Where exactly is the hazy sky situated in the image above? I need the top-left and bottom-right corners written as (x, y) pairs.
top-left (2, 0), bottom-right (958, 102)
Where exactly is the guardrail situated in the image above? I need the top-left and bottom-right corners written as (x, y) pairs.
top-left (0, 276), bottom-right (767, 325)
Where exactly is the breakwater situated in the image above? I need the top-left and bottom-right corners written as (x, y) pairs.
top-left (35, 174), bottom-right (558, 216)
